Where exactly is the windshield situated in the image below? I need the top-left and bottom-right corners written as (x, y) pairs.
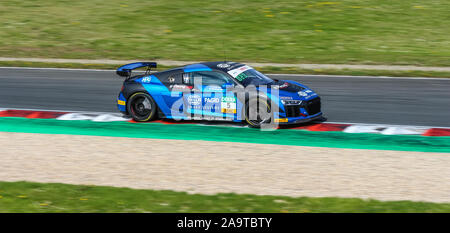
top-left (232, 69), bottom-right (274, 87)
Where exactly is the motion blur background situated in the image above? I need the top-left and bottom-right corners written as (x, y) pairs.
top-left (0, 0), bottom-right (448, 66)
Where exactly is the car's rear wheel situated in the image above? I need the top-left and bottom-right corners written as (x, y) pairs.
top-left (127, 92), bottom-right (157, 122)
top-left (245, 98), bottom-right (273, 128)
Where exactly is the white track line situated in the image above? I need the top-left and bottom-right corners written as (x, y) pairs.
top-left (269, 73), bottom-right (450, 80)
top-left (0, 66), bottom-right (449, 80)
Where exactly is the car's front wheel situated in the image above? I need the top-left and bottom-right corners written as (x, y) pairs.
top-left (245, 98), bottom-right (273, 128)
top-left (127, 92), bottom-right (157, 122)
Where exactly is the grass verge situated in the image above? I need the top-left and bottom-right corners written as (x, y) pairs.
top-left (0, 0), bottom-right (449, 66)
top-left (0, 181), bottom-right (448, 213)
top-left (1, 61), bottom-right (450, 78)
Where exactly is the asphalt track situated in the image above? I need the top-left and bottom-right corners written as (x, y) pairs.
top-left (0, 67), bottom-right (449, 127)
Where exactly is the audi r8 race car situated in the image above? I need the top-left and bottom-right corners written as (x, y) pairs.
top-left (116, 61), bottom-right (323, 128)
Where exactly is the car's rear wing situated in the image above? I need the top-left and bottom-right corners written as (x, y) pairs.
top-left (116, 62), bottom-right (157, 78)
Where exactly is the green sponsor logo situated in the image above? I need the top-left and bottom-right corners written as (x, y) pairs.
top-left (221, 96), bottom-right (236, 103)
top-left (236, 73), bottom-right (248, 81)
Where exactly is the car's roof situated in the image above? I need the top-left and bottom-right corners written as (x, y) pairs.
top-left (198, 61), bottom-right (246, 73)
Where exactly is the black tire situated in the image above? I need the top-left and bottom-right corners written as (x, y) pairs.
top-left (127, 92), bottom-right (157, 122)
top-left (245, 97), bottom-right (273, 128)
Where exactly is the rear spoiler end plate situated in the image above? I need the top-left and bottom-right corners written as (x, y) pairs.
top-left (116, 62), bottom-right (157, 77)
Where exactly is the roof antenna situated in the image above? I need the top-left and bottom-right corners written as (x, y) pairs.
top-left (223, 40), bottom-right (227, 62)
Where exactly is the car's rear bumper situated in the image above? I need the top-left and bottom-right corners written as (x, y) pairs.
top-left (117, 92), bottom-right (127, 113)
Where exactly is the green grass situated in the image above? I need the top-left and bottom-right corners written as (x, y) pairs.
top-left (0, 181), bottom-right (448, 213)
top-left (2, 61), bottom-right (450, 78)
top-left (0, 0), bottom-right (449, 66)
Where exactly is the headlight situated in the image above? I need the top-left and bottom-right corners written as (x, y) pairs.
top-left (281, 99), bottom-right (303, 105)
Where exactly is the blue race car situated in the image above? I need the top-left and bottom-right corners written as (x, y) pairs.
top-left (116, 61), bottom-right (323, 128)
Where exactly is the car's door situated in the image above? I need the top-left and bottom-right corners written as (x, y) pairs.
top-left (183, 71), bottom-right (238, 121)
top-left (159, 72), bottom-right (193, 120)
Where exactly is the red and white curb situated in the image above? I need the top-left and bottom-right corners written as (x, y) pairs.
top-left (0, 108), bottom-right (449, 136)
top-left (0, 109), bottom-right (128, 122)
top-left (282, 123), bottom-right (450, 136)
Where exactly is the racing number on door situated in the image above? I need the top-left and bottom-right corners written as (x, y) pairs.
top-left (221, 96), bottom-right (236, 114)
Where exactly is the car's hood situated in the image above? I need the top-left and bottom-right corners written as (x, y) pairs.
top-left (256, 80), bottom-right (318, 101)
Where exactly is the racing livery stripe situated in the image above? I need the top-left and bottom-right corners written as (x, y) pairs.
top-left (183, 64), bottom-right (212, 72)
top-left (0, 108), bottom-right (449, 137)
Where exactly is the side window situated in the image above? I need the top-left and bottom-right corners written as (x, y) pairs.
top-left (166, 73), bottom-right (183, 84)
top-left (187, 71), bottom-right (233, 86)
top-left (182, 72), bottom-right (204, 86)
top-left (182, 71), bottom-right (234, 87)
top-left (182, 73), bottom-right (192, 85)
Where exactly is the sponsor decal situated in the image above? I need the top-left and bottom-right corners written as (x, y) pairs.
top-left (298, 91), bottom-right (308, 97)
top-left (202, 105), bottom-right (220, 110)
top-left (217, 63), bottom-right (231, 68)
top-left (203, 86), bottom-right (223, 92)
top-left (170, 84), bottom-right (192, 90)
top-left (141, 76), bottom-right (152, 83)
top-left (235, 73), bottom-right (248, 82)
top-left (221, 96), bottom-right (237, 113)
top-left (298, 90), bottom-right (317, 98)
top-left (282, 100), bottom-right (302, 105)
top-left (280, 96), bottom-right (293, 100)
top-left (227, 65), bottom-right (252, 78)
top-left (272, 82), bottom-right (289, 89)
top-left (274, 118), bottom-right (288, 123)
top-left (117, 100), bottom-right (126, 105)
top-left (187, 94), bottom-right (202, 106)
top-left (204, 97), bottom-right (220, 103)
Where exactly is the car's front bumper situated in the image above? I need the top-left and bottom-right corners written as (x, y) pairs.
top-left (275, 112), bottom-right (323, 124)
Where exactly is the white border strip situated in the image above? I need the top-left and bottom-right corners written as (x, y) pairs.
top-left (268, 73), bottom-right (450, 81)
